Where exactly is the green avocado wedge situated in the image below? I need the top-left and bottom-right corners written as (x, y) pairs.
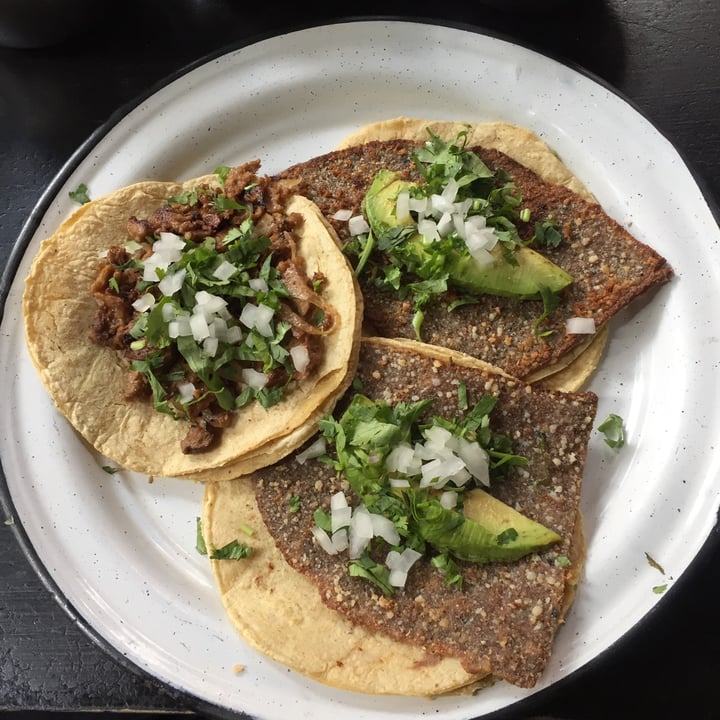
top-left (362, 169), bottom-right (574, 299)
top-left (409, 487), bottom-right (562, 563)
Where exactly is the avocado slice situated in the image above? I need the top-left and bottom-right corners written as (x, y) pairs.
top-left (411, 487), bottom-right (562, 563)
top-left (362, 170), bottom-right (573, 298)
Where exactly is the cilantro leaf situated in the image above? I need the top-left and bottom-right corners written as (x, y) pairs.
top-left (69, 183), bottom-right (91, 205)
top-left (598, 413), bottom-right (626, 448)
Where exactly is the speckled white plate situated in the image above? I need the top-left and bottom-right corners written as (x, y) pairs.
top-left (1, 19), bottom-right (719, 720)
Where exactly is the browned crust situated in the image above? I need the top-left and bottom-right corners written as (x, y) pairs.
top-left (252, 337), bottom-right (598, 688)
top-left (275, 139), bottom-right (672, 381)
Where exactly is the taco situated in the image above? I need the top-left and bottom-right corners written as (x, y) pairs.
top-left (275, 117), bottom-right (672, 391)
top-left (202, 336), bottom-right (597, 695)
top-left (23, 162), bottom-right (362, 479)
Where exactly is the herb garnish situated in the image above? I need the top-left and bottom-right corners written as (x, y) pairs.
top-left (314, 392), bottom-right (540, 595)
top-left (598, 413), bottom-right (626, 448)
top-left (196, 516), bottom-right (253, 560)
top-left (344, 129), bottom-right (572, 338)
top-left (95, 169), bottom-right (331, 450)
top-left (69, 183), bottom-right (91, 205)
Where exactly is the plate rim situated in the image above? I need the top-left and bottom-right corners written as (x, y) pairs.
top-left (1, 15), bottom-right (719, 720)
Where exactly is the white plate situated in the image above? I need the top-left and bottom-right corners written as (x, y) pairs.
top-left (1, 19), bottom-right (719, 720)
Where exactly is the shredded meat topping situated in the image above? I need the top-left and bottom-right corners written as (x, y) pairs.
top-left (89, 162), bottom-right (334, 454)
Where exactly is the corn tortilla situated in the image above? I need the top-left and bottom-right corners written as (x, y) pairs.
top-left (23, 179), bottom-right (362, 478)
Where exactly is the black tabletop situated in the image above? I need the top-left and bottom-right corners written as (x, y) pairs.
top-left (1, 2), bottom-right (719, 719)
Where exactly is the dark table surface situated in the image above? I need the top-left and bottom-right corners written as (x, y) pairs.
top-left (1, 1), bottom-right (719, 719)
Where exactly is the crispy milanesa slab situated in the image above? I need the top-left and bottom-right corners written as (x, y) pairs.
top-left (251, 337), bottom-right (599, 689)
top-left (23, 183), bottom-right (361, 479)
top-left (275, 125), bottom-right (672, 384)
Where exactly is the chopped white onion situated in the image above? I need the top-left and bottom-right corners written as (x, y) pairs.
top-left (312, 526), bottom-right (338, 555)
top-left (203, 336), bottom-right (219, 357)
top-left (168, 316), bottom-right (192, 338)
top-left (566, 317), bottom-right (597, 334)
top-left (161, 303), bottom-right (177, 322)
top-left (388, 569), bottom-right (408, 588)
top-left (385, 442), bottom-right (416, 473)
top-left (158, 268), bottom-right (186, 297)
top-left (389, 477), bottom-right (411, 488)
top-left (331, 529), bottom-right (349, 553)
top-left (436, 211), bottom-right (454, 237)
top-left (348, 504), bottom-right (374, 559)
top-left (348, 214), bottom-right (371, 237)
top-left (189, 312), bottom-right (210, 341)
top-left (295, 436), bottom-right (326, 465)
top-left (456, 437), bottom-right (490, 486)
top-left (417, 217), bottom-right (440, 242)
top-left (420, 455), bottom-right (465, 488)
top-left (441, 177), bottom-right (459, 204)
top-left (194, 290), bottom-right (228, 317)
top-left (386, 547), bottom-right (422, 587)
top-left (331, 505), bottom-right (352, 533)
top-left (212, 260), bottom-right (237, 281)
top-left (290, 344), bottom-right (310, 374)
top-left (240, 302), bottom-right (275, 337)
top-left (440, 490), bottom-right (459, 509)
top-left (132, 293), bottom-right (155, 313)
top-left (224, 324), bottom-right (243, 344)
top-left (386, 547), bottom-right (422, 573)
top-left (241, 367), bottom-right (269, 389)
top-left (330, 491), bottom-right (349, 510)
top-left (370, 513), bottom-right (401, 546)
top-left (177, 382), bottom-right (196, 404)
top-left (430, 193), bottom-right (455, 215)
top-left (249, 277), bottom-right (268, 293)
top-left (331, 208), bottom-right (353, 221)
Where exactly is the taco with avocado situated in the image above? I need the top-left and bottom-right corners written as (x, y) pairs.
top-left (201, 336), bottom-right (596, 695)
top-left (275, 117), bottom-right (672, 391)
top-left (23, 161), bottom-right (362, 479)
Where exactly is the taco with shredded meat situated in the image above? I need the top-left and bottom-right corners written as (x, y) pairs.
top-left (23, 161), bottom-right (362, 479)
top-left (201, 336), bottom-right (596, 696)
top-left (275, 117), bottom-right (673, 391)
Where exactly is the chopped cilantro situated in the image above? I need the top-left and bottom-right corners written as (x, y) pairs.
top-left (345, 128), bottom-right (572, 339)
top-left (431, 552), bottom-right (464, 589)
top-left (69, 183), bottom-right (91, 205)
top-left (210, 539), bottom-right (253, 560)
top-left (196, 517), bottom-right (208, 555)
top-left (316, 391), bottom-right (539, 594)
top-left (598, 413), bottom-right (626, 448)
top-left (289, 495), bottom-right (301, 513)
top-left (349, 553), bottom-right (394, 596)
top-left (102, 465), bottom-right (119, 474)
top-left (652, 584), bottom-right (668, 594)
top-left (457, 382), bottom-right (469, 412)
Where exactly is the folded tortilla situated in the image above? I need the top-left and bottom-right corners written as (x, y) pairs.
top-left (23, 177), bottom-right (363, 478)
top-left (202, 336), bottom-right (597, 695)
top-left (275, 117), bottom-right (672, 391)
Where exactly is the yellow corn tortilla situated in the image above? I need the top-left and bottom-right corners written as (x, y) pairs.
top-left (335, 116), bottom-right (609, 392)
top-left (202, 336), bottom-right (595, 695)
top-left (23, 179), bottom-right (362, 478)
top-left (202, 477), bottom-right (485, 696)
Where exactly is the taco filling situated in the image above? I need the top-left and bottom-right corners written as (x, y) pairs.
top-left (202, 337), bottom-right (597, 695)
top-left (275, 118), bottom-right (673, 389)
top-left (23, 163), bottom-right (362, 479)
top-left (88, 162), bottom-right (338, 454)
